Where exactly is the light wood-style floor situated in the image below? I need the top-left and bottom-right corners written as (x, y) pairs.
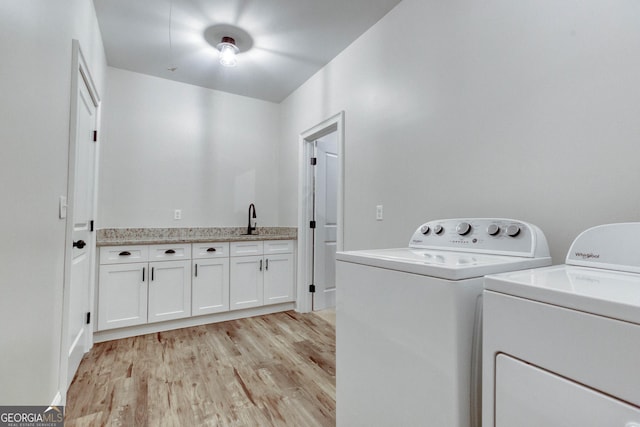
top-left (66, 310), bottom-right (336, 426)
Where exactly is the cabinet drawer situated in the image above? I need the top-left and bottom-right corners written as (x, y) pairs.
top-left (230, 241), bottom-right (264, 257)
top-left (192, 242), bottom-right (230, 259)
top-left (100, 245), bottom-right (149, 264)
top-left (264, 240), bottom-right (294, 254)
top-left (149, 244), bottom-right (191, 260)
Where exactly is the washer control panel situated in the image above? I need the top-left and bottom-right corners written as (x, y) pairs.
top-left (409, 218), bottom-right (549, 257)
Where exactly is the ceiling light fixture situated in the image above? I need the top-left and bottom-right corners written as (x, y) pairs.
top-left (216, 36), bottom-right (239, 67)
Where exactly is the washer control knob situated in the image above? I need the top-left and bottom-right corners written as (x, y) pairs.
top-left (506, 224), bottom-right (521, 237)
top-left (456, 222), bottom-right (472, 236)
top-left (420, 225), bottom-right (430, 235)
top-left (434, 225), bottom-right (444, 235)
top-left (487, 224), bottom-right (500, 236)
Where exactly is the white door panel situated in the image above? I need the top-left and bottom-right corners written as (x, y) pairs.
top-left (66, 71), bottom-right (97, 388)
top-left (314, 132), bottom-right (338, 310)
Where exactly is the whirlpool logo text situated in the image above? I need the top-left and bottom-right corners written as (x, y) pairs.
top-left (575, 252), bottom-right (600, 259)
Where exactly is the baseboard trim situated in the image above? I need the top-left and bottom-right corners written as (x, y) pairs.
top-left (94, 303), bottom-right (296, 343)
top-left (51, 391), bottom-right (62, 406)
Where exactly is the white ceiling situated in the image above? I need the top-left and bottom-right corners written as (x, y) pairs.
top-left (93, 0), bottom-right (403, 103)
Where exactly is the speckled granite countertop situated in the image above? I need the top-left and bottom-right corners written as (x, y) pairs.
top-left (96, 227), bottom-right (297, 246)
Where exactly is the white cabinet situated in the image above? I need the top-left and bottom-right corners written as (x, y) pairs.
top-left (230, 240), bottom-right (295, 309)
top-left (97, 239), bottom-right (294, 335)
top-left (192, 242), bottom-right (230, 315)
top-left (148, 260), bottom-right (191, 323)
top-left (98, 262), bottom-right (147, 330)
top-left (98, 244), bottom-right (191, 330)
top-left (230, 255), bottom-right (264, 309)
top-left (263, 253), bottom-right (295, 305)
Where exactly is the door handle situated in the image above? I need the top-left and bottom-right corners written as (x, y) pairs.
top-left (195, 264), bottom-right (198, 277)
top-left (164, 249), bottom-right (176, 254)
top-left (73, 240), bottom-right (86, 249)
top-left (265, 259), bottom-right (269, 270)
top-left (259, 259), bottom-right (263, 271)
top-left (119, 251), bottom-right (131, 256)
top-left (206, 247), bottom-right (216, 252)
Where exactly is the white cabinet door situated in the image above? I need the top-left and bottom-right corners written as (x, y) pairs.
top-left (148, 260), bottom-right (191, 323)
top-left (192, 258), bottom-right (230, 315)
top-left (264, 253), bottom-right (295, 305)
top-left (230, 255), bottom-right (263, 309)
top-left (98, 262), bottom-right (148, 330)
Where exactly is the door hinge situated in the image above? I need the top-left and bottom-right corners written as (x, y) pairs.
top-left (93, 130), bottom-right (97, 142)
top-left (310, 220), bottom-right (316, 229)
top-left (86, 312), bottom-right (91, 325)
top-left (309, 284), bottom-right (316, 293)
top-left (90, 220), bottom-right (94, 232)
top-left (310, 157), bottom-right (317, 165)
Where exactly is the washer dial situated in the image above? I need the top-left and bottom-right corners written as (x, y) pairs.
top-left (456, 222), bottom-right (472, 236)
top-left (434, 225), bottom-right (444, 235)
top-left (506, 224), bottom-right (521, 237)
top-left (487, 224), bottom-right (500, 236)
top-left (420, 225), bottom-right (430, 235)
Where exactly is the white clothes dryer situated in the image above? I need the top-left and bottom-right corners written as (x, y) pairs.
top-left (483, 223), bottom-right (640, 427)
top-left (336, 218), bottom-right (551, 427)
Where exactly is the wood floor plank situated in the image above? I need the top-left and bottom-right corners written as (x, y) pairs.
top-left (66, 311), bottom-right (335, 426)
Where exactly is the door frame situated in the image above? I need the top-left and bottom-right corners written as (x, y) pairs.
top-left (296, 111), bottom-right (345, 313)
top-left (58, 39), bottom-right (101, 403)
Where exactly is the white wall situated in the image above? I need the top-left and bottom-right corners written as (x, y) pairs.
top-left (279, 0), bottom-right (640, 262)
top-left (99, 68), bottom-right (280, 228)
top-left (0, 1), bottom-right (106, 404)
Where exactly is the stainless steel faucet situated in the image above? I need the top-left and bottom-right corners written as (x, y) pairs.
top-left (247, 203), bottom-right (257, 235)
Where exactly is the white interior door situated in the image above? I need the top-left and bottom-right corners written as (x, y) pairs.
top-left (66, 66), bottom-right (98, 388)
top-left (313, 132), bottom-right (338, 310)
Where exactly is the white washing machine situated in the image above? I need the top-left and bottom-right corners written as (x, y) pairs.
top-left (336, 218), bottom-right (551, 427)
top-left (483, 223), bottom-right (640, 427)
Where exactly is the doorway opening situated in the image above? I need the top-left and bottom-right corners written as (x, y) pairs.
top-left (297, 112), bottom-right (344, 313)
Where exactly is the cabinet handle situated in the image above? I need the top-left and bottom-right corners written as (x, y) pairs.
top-left (142, 267), bottom-right (145, 282)
top-left (165, 249), bottom-right (176, 254)
top-left (206, 247), bottom-right (216, 252)
top-left (195, 264), bottom-right (198, 277)
top-left (259, 259), bottom-right (263, 271)
top-left (151, 267), bottom-right (155, 281)
top-left (265, 259), bottom-right (269, 270)
top-left (119, 251), bottom-right (131, 256)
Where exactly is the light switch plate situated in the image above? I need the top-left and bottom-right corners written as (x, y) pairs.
top-left (376, 205), bottom-right (383, 221)
top-left (59, 196), bottom-right (67, 219)
top-left (174, 209), bottom-right (182, 220)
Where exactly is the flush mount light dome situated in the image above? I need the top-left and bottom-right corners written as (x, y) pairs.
top-left (217, 36), bottom-right (239, 67)
top-left (204, 24), bottom-right (253, 68)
